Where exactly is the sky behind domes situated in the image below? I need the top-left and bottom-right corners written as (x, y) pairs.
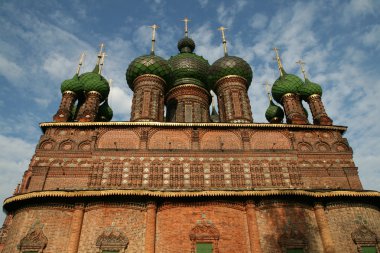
top-left (0, 0), bottom-right (379, 221)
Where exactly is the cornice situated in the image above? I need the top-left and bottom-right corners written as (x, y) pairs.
top-left (40, 121), bottom-right (347, 133)
top-left (4, 189), bottom-right (379, 209)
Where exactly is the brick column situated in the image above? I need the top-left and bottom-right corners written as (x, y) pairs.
top-left (53, 91), bottom-right (77, 122)
top-left (281, 93), bottom-right (308, 124)
top-left (314, 203), bottom-right (335, 253)
top-left (131, 74), bottom-right (166, 122)
top-left (245, 201), bottom-right (262, 253)
top-left (166, 84), bottom-right (211, 123)
top-left (215, 75), bottom-right (253, 123)
top-left (145, 201), bottom-right (157, 253)
top-left (307, 95), bottom-right (332, 125)
top-left (78, 91), bottom-right (102, 122)
top-left (67, 204), bottom-right (85, 253)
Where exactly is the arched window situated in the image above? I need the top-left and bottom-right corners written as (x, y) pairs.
top-left (96, 227), bottom-right (129, 253)
top-left (278, 230), bottom-right (308, 253)
top-left (189, 219), bottom-right (220, 253)
top-left (351, 225), bottom-right (379, 253)
top-left (18, 221), bottom-right (47, 253)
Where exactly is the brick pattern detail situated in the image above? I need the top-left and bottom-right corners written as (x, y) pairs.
top-left (78, 91), bottom-right (102, 122)
top-left (215, 76), bottom-right (253, 123)
top-left (53, 91), bottom-right (77, 122)
top-left (131, 75), bottom-right (165, 122)
top-left (282, 93), bottom-right (308, 124)
top-left (166, 84), bottom-right (211, 123)
top-left (308, 95), bottom-right (333, 126)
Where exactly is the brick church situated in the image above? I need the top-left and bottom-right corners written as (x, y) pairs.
top-left (0, 21), bottom-right (379, 253)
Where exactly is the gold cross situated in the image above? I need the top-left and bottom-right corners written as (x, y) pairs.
top-left (108, 78), bottom-right (113, 87)
top-left (296, 59), bottom-right (307, 79)
top-left (96, 43), bottom-right (105, 65)
top-left (76, 52), bottom-right (86, 75)
top-left (218, 26), bottom-right (228, 56)
top-left (99, 52), bottom-right (107, 74)
top-left (264, 81), bottom-right (273, 101)
top-left (273, 47), bottom-right (284, 76)
top-left (182, 17), bottom-right (191, 37)
top-left (149, 24), bottom-right (160, 54)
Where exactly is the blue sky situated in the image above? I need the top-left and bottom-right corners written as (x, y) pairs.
top-left (0, 0), bottom-right (379, 220)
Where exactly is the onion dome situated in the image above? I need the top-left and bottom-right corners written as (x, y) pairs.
top-left (298, 78), bottom-right (323, 100)
top-left (271, 68), bottom-right (304, 103)
top-left (126, 54), bottom-right (172, 90)
top-left (168, 37), bottom-right (210, 90)
top-left (265, 100), bottom-right (284, 123)
top-left (79, 68), bottom-right (110, 101)
top-left (60, 74), bottom-right (83, 95)
top-left (208, 56), bottom-right (253, 90)
top-left (97, 100), bottom-right (113, 121)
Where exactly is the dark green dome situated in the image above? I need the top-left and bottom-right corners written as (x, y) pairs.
top-left (80, 71), bottom-right (110, 100)
top-left (298, 78), bottom-right (323, 100)
top-left (271, 68), bottom-right (304, 103)
top-left (60, 74), bottom-right (83, 95)
top-left (178, 37), bottom-right (195, 53)
top-left (97, 100), bottom-right (113, 122)
top-left (265, 100), bottom-right (284, 123)
top-left (208, 56), bottom-right (253, 90)
top-left (168, 52), bottom-right (210, 89)
top-left (126, 54), bottom-right (172, 90)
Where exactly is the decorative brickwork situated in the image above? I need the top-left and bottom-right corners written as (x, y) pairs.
top-left (53, 91), bottom-right (77, 122)
top-left (215, 75), bottom-right (253, 123)
top-left (307, 94), bottom-right (333, 125)
top-left (131, 74), bottom-right (166, 122)
top-left (78, 91), bottom-right (102, 122)
top-left (281, 93), bottom-right (308, 124)
top-left (166, 84), bottom-right (211, 123)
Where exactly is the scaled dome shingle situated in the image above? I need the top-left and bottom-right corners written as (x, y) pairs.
top-left (208, 56), bottom-right (253, 90)
top-left (271, 69), bottom-right (304, 103)
top-left (126, 54), bottom-right (172, 90)
top-left (298, 78), bottom-right (323, 100)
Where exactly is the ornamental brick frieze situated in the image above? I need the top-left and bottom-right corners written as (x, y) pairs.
top-left (158, 201), bottom-right (245, 212)
top-left (255, 199), bottom-right (314, 210)
top-left (85, 202), bottom-right (146, 211)
top-left (17, 221), bottom-right (48, 252)
top-left (326, 202), bottom-right (380, 211)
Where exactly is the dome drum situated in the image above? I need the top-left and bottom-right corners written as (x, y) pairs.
top-left (130, 75), bottom-right (166, 122)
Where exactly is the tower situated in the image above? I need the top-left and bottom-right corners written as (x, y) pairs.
top-left (1, 20), bottom-right (379, 253)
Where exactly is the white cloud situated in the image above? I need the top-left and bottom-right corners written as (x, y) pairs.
top-left (198, 0), bottom-right (208, 8)
top-left (42, 52), bottom-right (74, 80)
top-left (0, 135), bottom-right (35, 221)
top-left (362, 24), bottom-right (380, 50)
top-left (250, 13), bottom-right (268, 29)
top-left (217, 0), bottom-right (247, 27)
top-left (0, 55), bottom-right (23, 83)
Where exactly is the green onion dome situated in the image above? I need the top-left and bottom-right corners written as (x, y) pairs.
top-left (208, 56), bottom-right (253, 91)
top-left (265, 100), bottom-right (284, 123)
top-left (79, 70), bottom-right (110, 101)
top-left (271, 68), bottom-right (304, 103)
top-left (168, 37), bottom-right (210, 90)
top-left (126, 54), bottom-right (172, 90)
top-left (60, 74), bottom-right (83, 95)
top-left (97, 100), bottom-right (113, 122)
top-left (298, 78), bottom-right (323, 100)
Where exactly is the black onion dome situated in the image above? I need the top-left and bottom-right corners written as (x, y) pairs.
top-left (178, 37), bottom-right (195, 53)
top-left (208, 56), bottom-right (253, 90)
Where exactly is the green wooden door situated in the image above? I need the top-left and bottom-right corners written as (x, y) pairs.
top-left (196, 242), bottom-right (213, 253)
top-left (362, 246), bottom-right (377, 253)
top-left (286, 249), bottom-right (304, 253)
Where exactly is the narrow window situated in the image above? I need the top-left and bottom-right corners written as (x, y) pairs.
top-left (196, 242), bottom-right (213, 253)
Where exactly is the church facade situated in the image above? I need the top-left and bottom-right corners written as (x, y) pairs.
top-left (0, 23), bottom-right (379, 253)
